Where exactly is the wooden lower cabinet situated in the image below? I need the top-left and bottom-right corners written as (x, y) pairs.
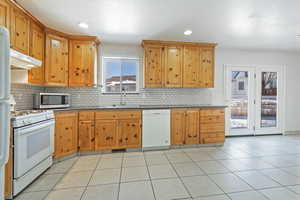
top-left (78, 111), bottom-right (95, 151)
top-left (200, 108), bottom-right (225, 144)
top-left (171, 109), bottom-right (186, 145)
top-left (95, 120), bottom-right (118, 150)
top-left (185, 109), bottom-right (200, 144)
top-left (118, 119), bottom-right (141, 148)
top-left (95, 110), bottom-right (142, 150)
top-left (171, 109), bottom-right (200, 145)
top-left (54, 111), bottom-right (78, 159)
top-left (53, 108), bottom-right (224, 160)
top-left (78, 120), bottom-right (95, 151)
top-left (172, 108), bottom-right (225, 145)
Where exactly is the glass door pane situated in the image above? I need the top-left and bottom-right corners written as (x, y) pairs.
top-left (230, 71), bottom-right (249, 129)
top-left (261, 72), bottom-right (277, 128)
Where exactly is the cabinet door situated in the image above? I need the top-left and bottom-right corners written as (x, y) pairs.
top-left (171, 109), bottom-right (186, 145)
top-left (28, 22), bottom-right (45, 85)
top-left (0, 0), bottom-right (10, 28)
top-left (69, 40), bottom-right (96, 87)
top-left (78, 120), bottom-right (95, 151)
top-left (144, 45), bottom-right (164, 87)
top-left (200, 109), bottom-right (225, 144)
top-left (118, 119), bottom-right (141, 148)
top-left (95, 120), bottom-right (118, 150)
top-left (54, 112), bottom-right (78, 159)
top-left (10, 8), bottom-right (30, 54)
top-left (164, 46), bottom-right (183, 87)
top-left (183, 46), bottom-right (200, 87)
top-left (45, 33), bottom-right (69, 86)
top-left (185, 109), bottom-right (200, 145)
top-left (199, 48), bottom-right (214, 88)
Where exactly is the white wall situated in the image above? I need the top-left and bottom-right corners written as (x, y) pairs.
top-left (213, 48), bottom-right (300, 132)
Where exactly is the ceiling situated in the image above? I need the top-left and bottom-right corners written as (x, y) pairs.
top-left (17, 0), bottom-right (300, 51)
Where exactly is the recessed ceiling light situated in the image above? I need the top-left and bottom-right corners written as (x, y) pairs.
top-left (184, 30), bottom-right (192, 36)
top-left (78, 22), bottom-right (89, 29)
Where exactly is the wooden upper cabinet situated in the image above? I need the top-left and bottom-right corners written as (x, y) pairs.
top-left (69, 40), bottom-right (97, 87)
top-left (171, 109), bottom-right (186, 145)
top-left (185, 109), bottom-right (200, 145)
top-left (45, 33), bottom-right (69, 86)
top-left (0, 0), bottom-right (10, 28)
top-left (54, 112), bottom-right (78, 159)
top-left (144, 45), bottom-right (164, 87)
top-left (164, 45), bottom-right (183, 87)
top-left (183, 46), bottom-right (200, 87)
top-left (200, 47), bottom-right (214, 88)
top-left (10, 7), bottom-right (30, 54)
top-left (28, 22), bottom-right (45, 85)
top-left (142, 40), bottom-right (216, 88)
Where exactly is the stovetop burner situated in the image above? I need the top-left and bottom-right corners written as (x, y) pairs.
top-left (11, 110), bottom-right (49, 117)
top-left (11, 110), bottom-right (54, 128)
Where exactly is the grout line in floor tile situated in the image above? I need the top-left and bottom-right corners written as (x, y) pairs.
top-left (164, 150), bottom-right (192, 199)
top-left (116, 153), bottom-right (125, 200)
top-left (40, 156), bottom-right (80, 200)
top-left (144, 152), bottom-right (157, 200)
top-left (78, 154), bottom-right (102, 200)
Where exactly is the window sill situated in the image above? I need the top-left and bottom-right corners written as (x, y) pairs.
top-left (101, 92), bottom-right (140, 95)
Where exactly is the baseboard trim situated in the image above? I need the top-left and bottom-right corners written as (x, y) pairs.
top-left (284, 131), bottom-right (300, 135)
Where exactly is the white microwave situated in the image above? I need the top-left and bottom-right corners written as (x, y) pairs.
top-left (34, 93), bottom-right (70, 109)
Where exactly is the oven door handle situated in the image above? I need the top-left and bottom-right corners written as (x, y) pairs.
top-left (14, 120), bottom-right (55, 136)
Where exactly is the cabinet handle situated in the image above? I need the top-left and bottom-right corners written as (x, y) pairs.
top-left (125, 138), bottom-right (128, 141)
top-left (119, 139), bottom-right (123, 143)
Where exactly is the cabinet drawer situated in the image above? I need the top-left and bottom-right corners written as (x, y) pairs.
top-left (200, 116), bottom-right (224, 124)
top-left (203, 137), bottom-right (225, 144)
top-left (200, 109), bottom-right (224, 117)
top-left (118, 110), bottom-right (141, 119)
top-left (201, 132), bottom-right (224, 138)
top-left (95, 111), bottom-right (118, 120)
top-left (200, 124), bottom-right (224, 132)
top-left (79, 111), bottom-right (95, 121)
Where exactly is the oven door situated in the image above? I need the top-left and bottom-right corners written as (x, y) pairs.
top-left (14, 119), bottom-right (54, 178)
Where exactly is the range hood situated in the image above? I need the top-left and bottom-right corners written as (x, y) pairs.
top-left (10, 49), bottom-right (42, 70)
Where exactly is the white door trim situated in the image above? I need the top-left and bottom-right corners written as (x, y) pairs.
top-left (224, 64), bottom-right (285, 136)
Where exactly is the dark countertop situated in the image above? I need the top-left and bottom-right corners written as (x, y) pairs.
top-left (52, 104), bottom-right (227, 111)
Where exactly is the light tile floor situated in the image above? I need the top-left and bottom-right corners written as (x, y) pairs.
top-left (15, 135), bottom-right (300, 200)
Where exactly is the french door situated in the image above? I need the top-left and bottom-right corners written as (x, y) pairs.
top-left (225, 65), bottom-right (284, 136)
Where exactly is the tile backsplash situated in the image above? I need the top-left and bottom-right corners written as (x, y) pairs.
top-left (45, 87), bottom-right (213, 107)
top-left (11, 84), bottom-right (213, 110)
top-left (11, 84), bottom-right (44, 110)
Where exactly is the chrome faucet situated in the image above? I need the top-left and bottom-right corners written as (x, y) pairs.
top-left (120, 88), bottom-right (127, 105)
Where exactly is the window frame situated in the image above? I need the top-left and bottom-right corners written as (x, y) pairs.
top-left (101, 56), bottom-right (140, 94)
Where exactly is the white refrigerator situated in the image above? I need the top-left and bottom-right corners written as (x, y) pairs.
top-left (0, 27), bottom-right (11, 200)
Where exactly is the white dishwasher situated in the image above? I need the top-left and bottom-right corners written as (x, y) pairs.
top-left (142, 109), bottom-right (170, 150)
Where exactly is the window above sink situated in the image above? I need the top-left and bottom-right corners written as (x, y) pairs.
top-left (102, 57), bottom-right (140, 94)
